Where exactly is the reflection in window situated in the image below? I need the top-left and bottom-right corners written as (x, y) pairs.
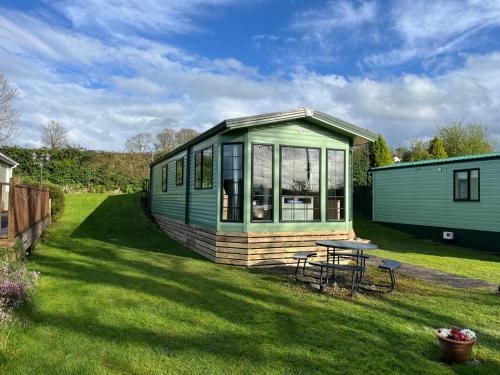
top-left (162, 165), bottom-right (167, 192)
top-left (327, 150), bottom-right (345, 220)
top-left (252, 144), bottom-right (273, 221)
top-left (195, 147), bottom-right (213, 189)
top-left (221, 144), bottom-right (243, 222)
top-left (454, 169), bottom-right (479, 201)
top-left (176, 158), bottom-right (184, 185)
top-left (280, 147), bottom-right (320, 221)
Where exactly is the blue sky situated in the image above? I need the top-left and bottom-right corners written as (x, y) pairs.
top-left (1, 0), bottom-right (500, 150)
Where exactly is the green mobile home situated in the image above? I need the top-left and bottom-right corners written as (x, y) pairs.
top-left (149, 108), bottom-right (376, 266)
top-left (372, 153), bottom-right (500, 251)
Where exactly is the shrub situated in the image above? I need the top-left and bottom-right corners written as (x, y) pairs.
top-left (0, 146), bottom-right (150, 192)
top-left (0, 261), bottom-right (39, 324)
top-left (45, 183), bottom-right (65, 222)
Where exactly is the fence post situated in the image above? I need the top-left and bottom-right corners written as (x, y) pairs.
top-left (7, 177), bottom-right (20, 240)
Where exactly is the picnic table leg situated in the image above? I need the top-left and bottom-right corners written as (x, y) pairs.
top-left (332, 247), bottom-right (336, 281)
top-left (294, 259), bottom-right (301, 281)
top-left (351, 269), bottom-right (356, 296)
top-left (319, 265), bottom-right (324, 292)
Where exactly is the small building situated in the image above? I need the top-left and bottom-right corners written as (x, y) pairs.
top-left (371, 153), bottom-right (500, 251)
top-left (149, 108), bottom-right (376, 266)
top-left (0, 151), bottom-right (18, 212)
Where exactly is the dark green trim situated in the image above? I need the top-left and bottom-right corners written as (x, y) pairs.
top-left (194, 145), bottom-right (214, 190)
top-left (161, 165), bottom-right (168, 192)
top-left (453, 168), bottom-right (480, 202)
top-left (374, 221), bottom-right (500, 252)
top-left (151, 108), bottom-right (376, 168)
top-left (279, 145), bottom-right (322, 223)
top-left (220, 142), bottom-right (244, 223)
top-left (371, 154), bottom-right (500, 171)
top-left (326, 148), bottom-right (346, 222)
top-left (184, 144), bottom-right (192, 224)
top-left (250, 143), bottom-right (274, 223)
top-left (175, 157), bottom-right (184, 186)
top-left (148, 166), bottom-right (153, 213)
top-left (150, 121), bottom-right (226, 168)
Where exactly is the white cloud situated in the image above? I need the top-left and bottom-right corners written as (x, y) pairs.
top-left (291, 0), bottom-right (377, 33)
top-left (49, 0), bottom-right (246, 35)
top-left (365, 0), bottom-right (500, 67)
top-left (1, 5), bottom-right (500, 151)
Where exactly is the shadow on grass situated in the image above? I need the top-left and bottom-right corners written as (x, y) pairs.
top-left (354, 211), bottom-right (500, 263)
top-left (13, 194), bottom-right (499, 373)
top-left (70, 193), bottom-right (202, 261)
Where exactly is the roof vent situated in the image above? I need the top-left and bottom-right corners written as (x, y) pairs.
top-left (304, 107), bottom-right (314, 117)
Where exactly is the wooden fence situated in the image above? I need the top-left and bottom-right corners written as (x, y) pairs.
top-left (353, 185), bottom-right (372, 218)
top-left (0, 179), bottom-right (50, 240)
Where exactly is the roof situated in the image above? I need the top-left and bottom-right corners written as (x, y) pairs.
top-left (371, 152), bottom-right (500, 171)
top-left (151, 108), bottom-right (376, 167)
top-left (0, 151), bottom-right (18, 167)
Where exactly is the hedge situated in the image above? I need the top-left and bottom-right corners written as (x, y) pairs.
top-left (1, 147), bottom-right (150, 193)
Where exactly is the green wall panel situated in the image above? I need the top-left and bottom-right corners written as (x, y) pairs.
top-left (151, 119), bottom-right (356, 233)
top-left (373, 159), bottom-right (500, 233)
top-left (150, 151), bottom-right (187, 222)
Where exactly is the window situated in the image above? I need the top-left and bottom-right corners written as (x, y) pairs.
top-left (161, 164), bottom-right (168, 192)
top-left (176, 158), bottom-right (184, 185)
top-left (280, 146), bottom-right (320, 221)
top-left (454, 168), bottom-right (480, 201)
top-left (252, 144), bottom-right (273, 221)
top-left (194, 147), bottom-right (213, 189)
top-left (221, 144), bottom-right (243, 222)
top-left (327, 149), bottom-right (345, 221)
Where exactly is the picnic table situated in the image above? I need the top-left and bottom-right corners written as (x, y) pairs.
top-left (313, 240), bottom-right (379, 294)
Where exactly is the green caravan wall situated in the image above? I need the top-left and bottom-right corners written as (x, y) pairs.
top-left (217, 119), bottom-right (353, 233)
top-left (150, 150), bottom-right (187, 222)
top-left (188, 136), bottom-right (218, 229)
top-left (373, 159), bottom-right (500, 233)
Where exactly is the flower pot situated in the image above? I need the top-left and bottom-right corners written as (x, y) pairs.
top-left (435, 330), bottom-right (477, 364)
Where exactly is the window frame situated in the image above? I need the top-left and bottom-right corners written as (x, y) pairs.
top-left (194, 145), bottom-right (214, 190)
top-left (279, 145), bottom-right (322, 223)
top-left (220, 142), bottom-right (244, 223)
top-left (175, 157), bottom-right (184, 186)
top-left (453, 168), bottom-right (480, 202)
top-left (326, 148), bottom-right (346, 222)
top-left (161, 164), bottom-right (168, 192)
top-left (251, 143), bottom-right (274, 223)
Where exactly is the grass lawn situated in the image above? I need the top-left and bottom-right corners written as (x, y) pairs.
top-left (355, 213), bottom-right (500, 285)
top-left (0, 194), bottom-right (499, 374)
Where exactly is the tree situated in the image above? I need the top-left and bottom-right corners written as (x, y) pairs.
top-left (42, 120), bottom-right (69, 149)
top-left (408, 139), bottom-right (431, 161)
top-left (175, 128), bottom-right (198, 146)
top-left (438, 122), bottom-right (495, 157)
top-left (125, 132), bottom-right (153, 153)
top-left (369, 134), bottom-right (392, 167)
top-left (353, 144), bottom-right (370, 186)
top-left (0, 73), bottom-right (20, 145)
top-left (154, 129), bottom-right (177, 154)
top-left (428, 136), bottom-right (448, 159)
top-left (394, 146), bottom-right (411, 162)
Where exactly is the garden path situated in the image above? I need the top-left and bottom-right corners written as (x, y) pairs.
top-left (367, 256), bottom-right (497, 289)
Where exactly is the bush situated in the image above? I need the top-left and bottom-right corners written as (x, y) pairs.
top-left (0, 146), bottom-right (150, 192)
top-left (45, 183), bottom-right (65, 222)
top-left (0, 261), bottom-right (39, 324)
